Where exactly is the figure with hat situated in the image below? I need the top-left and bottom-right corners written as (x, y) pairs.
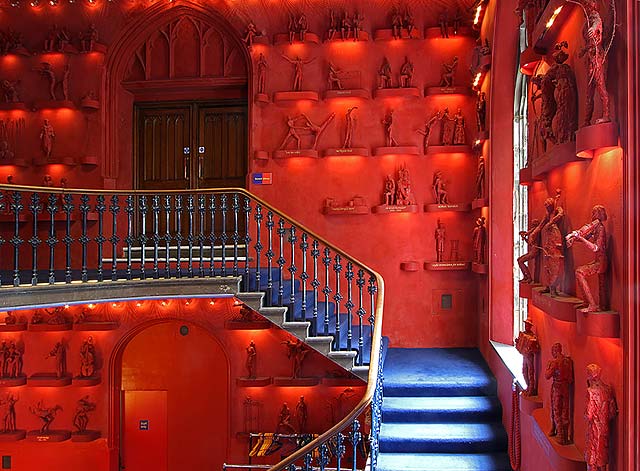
top-left (515, 319), bottom-right (541, 396)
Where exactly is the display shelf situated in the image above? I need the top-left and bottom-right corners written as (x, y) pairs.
top-left (400, 261), bottom-right (420, 272)
top-left (26, 430), bottom-right (71, 442)
top-left (519, 281), bottom-right (542, 299)
top-left (576, 309), bottom-right (620, 339)
top-left (530, 142), bottom-right (580, 178)
top-left (520, 46), bottom-right (542, 75)
top-left (0, 157), bottom-right (29, 167)
top-left (273, 33), bottom-right (320, 45)
top-left (80, 98), bottom-right (100, 110)
top-left (0, 323), bottom-right (27, 332)
top-left (322, 205), bottom-right (370, 216)
top-left (254, 150), bottom-right (269, 161)
top-left (72, 376), bottom-right (101, 387)
top-left (3, 48), bottom-right (30, 57)
top-left (374, 87), bottom-right (421, 99)
top-left (372, 204), bottom-right (418, 214)
top-left (33, 100), bottom-right (75, 110)
top-left (236, 377), bottom-right (272, 387)
top-left (324, 32), bottom-right (370, 42)
top-left (224, 319), bottom-right (271, 330)
top-left (28, 323), bottom-right (72, 332)
top-left (427, 144), bottom-right (473, 155)
top-left (520, 394), bottom-right (543, 416)
top-left (324, 89), bottom-right (370, 100)
top-left (323, 147), bottom-right (369, 158)
top-left (531, 288), bottom-right (583, 322)
top-left (0, 103), bottom-right (28, 111)
top-left (273, 149), bottom-right (319, 159)
top-left (33, 156), bottom-right (77, 166)
top-left (82, 43), bottom-right (108, 54)
top-left (0, 376), bottom-right (26, 387)
top-left (373, 146), bottom-right (420, 156)
top-left (425, 86), bottom-right (474, 96)
top-left (0, 430), bottom-right (26, 441)
top-left (471, 262), bottom-right (488, 274)
top-left (254, 93), bottom-right (269, 105)
top-left (71, 430), bottom-right (101, 442)
top-left (321, 377), bottom-right (365, 386)
top-left (471, 198), bottom-right (488, 210)
top-left (272, 377), bottom-right (320, 387)
top-left (27, 373), bottom-right (72, 387)
top-left (73, 321), bottom-right (118, 331)
top-left (575, 122), bottom-right (619, 159)
top-left (273, 91), bottom-right (319, 103)
top-left (80, 155), bottom-right (99, 166)
top-left (424, 261), bottom-right (470, 271)
top-left (531, 408), bottom-right (586, 471)
top-left (531, 0), bottom-right (577, 55)
top-left (424, 26), bottom-right (476, 39)
top-left (519, 166), bottom-right (543, 186)
top-left (373, 28), bottom-right (421, 41)
top-left (425, 202), bottom-right (470, 212)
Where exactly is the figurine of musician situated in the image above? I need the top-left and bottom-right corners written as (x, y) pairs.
top-left (515, 319), bottom-right (540, 396)
top-left (46, 340), bottom-right (66, 379)
top-left (584, 363), bottom-right (617, 471)
top-left (545, 342), bottom-right (574, 445)
top-left (29, 401), bottom-right (62, 434)
top-left (518, 218), bottom-right (542, 283)
top-left (566, 205), bottom-right (608, 312)
top-left (439, 56), bottom-right (458, 88)
top-left (541, 191), bottom-right (565, 297)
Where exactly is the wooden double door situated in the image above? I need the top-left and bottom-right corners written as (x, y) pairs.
top-left (135, 101), bottom-right (248, 191)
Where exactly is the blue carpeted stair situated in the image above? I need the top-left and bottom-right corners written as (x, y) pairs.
top-left (378, 348), bottom-right (511, 471)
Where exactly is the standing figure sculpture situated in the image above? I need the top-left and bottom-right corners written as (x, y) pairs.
top-left (439, 57), bottom-right (458, 88)
top-left (474, 156), bottom-right (485, 199)
top-left (327, 10), bottom-right (338, 41)
top-left (546, 42), bottom-right (578, 143)
top-left (79, 336), bottom-right (96, 378)
top-left (246, 340), bottom-right (257, 379)
top-left (533, 72), bottom-right (557, 149)
top-left (440, 108), bottom-right (455, 146)
top-left (541, 191), bottom-right (565, 296)
top-left (545, 343), bottom-right (574, 445)
top-left (403, 7), bottom-right (415, 37)
top-left (518, 218), bottom-right (543, 283)
top-left (80, 23), bottom-right (99, 53)
top-left (243, 21), bottom-right (258, 49)
top-left (514, 319), bottom-right (540, 396)
top-left (399, 56), bottom-right (414, 88)
top-left (256, 53), bottom-right (267, 95)
top-left (1, 394), bottom-right (18, 433)
top-left (300, 113), bottom-right (335, 150)
top-left (395, 165), bottom-right (415, 206)
top-left (352, 11), bottom-right (364, 41)
top-left (378, 57), bottom-right (392, 89)
top-left (298, 14), bottom-right (308, 42)
top-left (432, 171), bottom-right (449, 204)
top-left (472, 217), bottom-right (487, 264)
top-left (40, 119), bottom-right (55, 160)
top-left (282, 339), bottom-right (308, 379)
top-left (279, 115), bottom-right (305, 150)
top-left (343, 107), bottom-right (357, 149)
top-left (382, 110), bottom-right (398, 147)
top-left (327, 62), bottom-right (343, 90)
top-left (1, 80), bottom-right (20, 103)
top-left (416, 110), bottom-right (440, 153)
top-left (566, 205), bottom-right (608, 312)
top-left (282, 55), bottom-right (315, 91)
top-left (29, 401), bottom-right (62, 434)
top-left (73, 396), bottom-right (96, 433)
top-left (383, 175), bottom-right (396, 206)
top-left (391, 7), bottom-right (403, 40)
top-left (435, 219), bottom-right (446, 262)
top-left (340, 12), bottom-right (351, 41)
top-left (584, 363), bottom-right (617, 471)
top-left (476, 92), bottom-right (487, 133)
top-left (453, 108), bottom-right (466, 145)
top-left (295, 396), bottom-right (308, 433)
top-left (46, 340), bottom-right (66, 379)
top-left (35, 62), bottom-right (56, 100)
top-left (438, 11), bottom-right (449, 38)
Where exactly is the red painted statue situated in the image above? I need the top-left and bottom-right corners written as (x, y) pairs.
top-left (29, 401), bottom-right (62, 434)
top-left (540, 190), bottom-right (565, 297)
top-left (276, 402), bottom-right (295, 434)
top-left (432, 170), bottom-right (449, 204)
top-left (440, 108), bottom-right (455, 146)
top-left (382, 110), bottom-right (398, 147)
top-left (439, 56), bottom-right (458, 88)
top-left (476, 92), bottom-right (487, 133)
top-left (378, 57), bottom-right (392, 89)
top-left (256, 53), bottom-right (267, 95)
top-left (452, 108), bottom-right (466, 145)
top-left (435, 219), bottom-right (446, 263)
top-left (1, 394), bottom-right (18, 433)
top-left (295, 395), bottom-right (308, 433)
top-left (399, 56), bottom-right (414, 88)
top-left (395, 165), bottom-right (415, 206)
top-left (46, 340), bottom-right (66, 379)
top-left (39, 119), bottom-right (55, 160)
top-left (546, 42), bottom-right (578, 144)
top-left (383, 174), bottom-right (396, 206)
top-left (545, 342), bottom-right (574, 445)
top-left (416, 110), bottom-right (440, 153)
top-left (73, 395), bottom-right (96, 433)
top-left (79, 336), bottom-right (96, 378)
top-left (514, 319), bottom-right (540, 396)
top-left (343, 107), bottom-right (357, 149)
top-left (472, 217), bottom-right (487, 264)
top-left (474, 156), bottom-right (485, 200)
top-left (518, 218), bottom-right (542, 283)
top-left (282, 339), bottom-right (308, 379)
top-left (281, 54), bottom-right (315, 91)
top-left (245, 340), bottom-right (257, 379)
top-left (584, 363), bottom-right (617, 471)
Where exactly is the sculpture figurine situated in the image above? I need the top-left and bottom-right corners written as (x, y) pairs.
top-left (46, 340), bottom-right (66, 379)
top-left (382, 110), bottom-right (398, 147)
top-left (532, 72), bottom-right (557, 151)
top-left (1, 340), bottom-right (23, 379)
top-left (416, 110), bottom-right (441, 153)
top-left (343, 107), bottom-right (357, 149)
top-left (277, 402), bottom-right (295, 434)
top-left (378, 57), bottom-right (392, 89)
top-left (472, 217), bottom-right (487, 264)
top-left (584, 363), bottom-right (617, 471)
top-left (440, 108), bottom-right (455, 146)
top-left (295, 396), bottom-right (308, 433)
top-left (577, 0), bottom-right (614, 125)
top-left (80, 23), bottom-right (99, 53)
top-left (1, 394), bottom-right (18, 433)
top-left (40, 119), bottom-right (55, 161)
top-left (403, 7), bottom-right (415, 38)
top-left (4, 311), bottom-right (16, 325)
top-left (327, 10), bottom-right (338, 41)
top-left (540, 190), bottom-right (565, 296)
top-left (546, 42), bottom-right (578, 143)
top-left (79, 336), bottom-right (96, 378)
top-left (438, 10), bottom-right (449, 38)
top-left (300, 113), bottom-right (335, 150)
top-left (515, 319), bottom-right (540, 396)
top-left (391, 7), bottom-right (403, 40)
top-left (395, 165), bottom-right (416, 206)
top-left (282, 339), bottom-right (308, 378)
top-left (435, 219), bottom-right (446, 262)
top-left (1, 80), bottom-right (20, 103)
top-left (439, 57), bottom-right (459, 88)
top-left (29, 401), bottom-right (62, 434)
top-left (399, 56), bottom-right (414, 88)
top-left (432, 171), bottom-right (449, 204)
top-left (73, 396), bottom-right (96, 433)
top-left (474, 156), bottom-right (485, 200)
top-left (56, 26), bottom-right (71, 53)
top-left (327, 62), bottom-right (343, 90)
top-left (281, 54), bottom-right (315, 92)
top-left (60, 64), bottom-right (70, 101)
top-left (43, 25), bottom-right (58, 52)
top-left (279, 115), bottom-right (306, 150)
top-left (453, 108), bottom-right (466, 145)
top-left (518, 218), bottom-right (542, 283)
top-left (298, 14), bottom-right (308, 42)
top-left (476, 92), bottom-right (487, 133)
top-left (42, 306), bottom-right (66, 324)
top-left (245, 340), bottom-right (257, 379)
top-left (352, 11), bottom-right (364, 41)
top-left (340, 12), bottom-right (351, 41)
top-left (383, 174), bottom-right (396, 206)
top-left (566, 205), bottom-right (608, 312)
top-left (256, 53), bottom-right (267, 95)
top-left (35, 62), bottom-right (56, 100)
top-left (243, 21), bottom-right (258, 49)
top-left (545, 342), bottom-right (574, 445)
top-left (452, 8), bottom-right (464, 36)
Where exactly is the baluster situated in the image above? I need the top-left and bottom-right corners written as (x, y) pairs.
top-left (186, 194), bottom-right (194, 278)
top-left (299, 233), bottom-right (309, 324)
top-left (79, 194), bottom-right (90, 282)
top-left (336, 432), bottom-right (346, 471)
top-left (152, 195), bottom-right (160, 279)
top-left (265, 212), bottom-right (274, 307)
top-left (288, 227), bottom-right (297, 321)
top-left (276, 219), bottom-right (285, 308)
top-left (318, 443), bottom-right (329, 471)
top-left (163, 195), bottom-right (172, 279)
top-left (243, 196), bottom-right (251, 290)
top-left (138, 195), bottom-right (148, 280)
top-left (220, 194), bottom-right (228, 276)
top-left (345, 262), bottom-right (354, 351)
top-left (0, 193), bottom-right (4, 286)
top-left (95, 195), bottom-right (106, 282)
top-left (303, 453), bottom-right (313, 471)
top-left (333, 254), bottom-right (343, 350)
top-left (253, 204), bottom-right (263, 292)
top-left (28, 193), bottom-right (42, 286)
top-left (175, 195), bottom-right (183, 279)
top-left (197, 195), bottom-right (206, 278)
top-left (46, 194), bottom-right (60, 284)
top-left (356, 270), bottom-right (365, 366)
top-left (109, 195), bottom-right (120, 281)
top-left (349, 419), bottom-right (361, 471)
top-left (62, 194), bottom-right (74, 283)
top-left (231, 194), bottom-right (239, 277)
top-left (208, 195), bottom-right (216, 276)
top-left (287, 464), bottom-right (297, 471)
top-left (368, 275), bottom-right (377, 362)
top-left (322, 247), bottom-right (332, 336)
top-left (310, 240), bottom-right (320, 336)
top-left (124, 195), bottom-right (134, 280)
top-left (10, 191), bottom-right (23, 286)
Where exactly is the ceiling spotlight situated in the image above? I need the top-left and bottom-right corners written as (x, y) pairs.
top-left (49, 0), bottom-right (58, 5)
top-left (10, 0), bottom-right (20, 6)
top-left (87, 0), bottom-right (96, 4)
top-left (30, 0), bottom-right (40, 6)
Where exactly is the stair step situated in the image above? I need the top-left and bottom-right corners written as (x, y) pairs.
top-left (351, 365), bottom-right (370, 381)
top-left (376, 452), bottom-right (511, 471)
top-left (327, 350), bottom-right (357, 369)
top-left (382, 396), bottom-right (501, 423)
top-left (304, 336), bottom-right (334, 355)
top-left (281, 321), bottom-right (310, 340)
top-left (258, 306), bottom-right (288, 326)
top-left (379, 423), bottom-right (507, 453)
top-left (235, 292), bottom-right (265, 310)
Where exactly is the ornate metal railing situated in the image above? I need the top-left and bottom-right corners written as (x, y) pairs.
top-left (0, 184), bottom-right (385, 470)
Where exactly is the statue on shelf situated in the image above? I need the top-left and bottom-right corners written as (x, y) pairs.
top-left (515, 319), bottom-right (541, 396)
top-left (79, 336), bottom-right (96, 378)
top-left (277, 402), bottom-right (295, 434)
top-left (60, 64), bottom-right (70, 101)
top-left (403, 7), bottom-right (415, 37)
top-left (73, 395), bottom-right (96, 433)
top-left (282, 339), bottom-right (308, 379)
top-left (43, 306), bottom-right (67, 325)
top-left (531, 72), bottom-right (556, 151)
top-left (243, 21), bottom-right (258, 49)
top-left (472, 38), bottom-right (492, 72)
top-left (416, 110), bottom-right (441, 153)
top-left (529, 75), bottom-right (544, 162)
top-left (352, 11), bottom-right (364, 41)
top-left (566, 205), bottom-right (609, 312)
top-left (399, 57), bottom-right (414, 88)
top-left (80, 23), bottom-right (99, 53)
top-left (281, 54), bottom-right (316, 92)
top-left (1, 79), bottom-right (20, 103)
top-left (432, 171), bottom-right (449, 204)
top-left (29, 401), bottom-right (62, 434)
top-left (476, 92), bottom-right (487, 133)
top-left (279, 115), bottom-right (306, 150)
top-left (295, 396), bottom-right (308, 433)
top-left (545, 342), bottom-right (574, 445)
top-left (435, 219), bottom-right (446, 262)
top-left (438, 10), bottom-right (449, 38)
top-left (0, 141), bottom-right (14, 163)
top-left (546, 42), bottom-right (578, 143)
top-left (46, 340), bottom-right (67, 379)
top-left (518, 218), bottom-right (543, 283)
top-left (453, 108), bottom-right (466, 145)
top-left (472, 217), bottom-right (487, 264)
top-left (327, 62), bottom-right (343, 90)
top-left (378, 57), bottom-right (392, 89)
top-left (395, 165), bottom-right (416, 206)
top-left (391, 7), bottom-right (403, 40)
top-left (452, 8), bottom-right (464, 36)
top-left (246, 340), bottom-right (257, 379)
top-left (56, 26), bottom-right (71, 53)
top-left (1, 394), bottom-right (18, 433)
top-left (300, 113), bottom-right (335, 150)
top-left (288, 14), bottom-right (297, 44)
top-left (475, 156), bottom-right (485, 200)
top-left (327, 10), bottom-right (338, 41)
top-left (382, 110), bottom-right (398, 147)
top-left (383, 174), bottom-right (396, 206)
top-left (4, 312), bottom-right (16, 325)
top-left (584, 363), bottom-right (617, 471)
top-left (298, 14), bottom-right (309, 42)
top-left (343, 107), bottom-right (357, 149)
top-left (43, 25), bottom-right (58, 52)
top-left (577, 0), bottom-right (615, 125)
top-left (35, 62), bottom-right (56, 100)
top-left (1, 341), bottom-right (23, 379)
top-left (540, 190), bottom-right (565, 297)
top-left (440, 108), bottom-right (455, 146)
top-left (256, 53), bottom-right (267, 95)
top-left (439, 56), bottom-right (458, 88)
top-left (43, 174), bottom-right (54, 187)
top-left (340, 12), bottom-right (352, 41)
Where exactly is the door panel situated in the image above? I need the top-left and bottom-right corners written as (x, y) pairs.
top-left (123, 390), bottom-right (168, 471)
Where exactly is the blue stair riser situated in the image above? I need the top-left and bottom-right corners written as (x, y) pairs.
top-left (382, 397), bottom-right (502, 423)
top-left (376, 452), bottom-right (512, 471)
top-left (383, 382), bottom-right (497, 398)
top-left (379, 432), bottom-right (507, 454)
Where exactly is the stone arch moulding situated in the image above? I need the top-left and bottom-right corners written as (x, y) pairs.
top-left (102, 1), bottom-right (252, 184)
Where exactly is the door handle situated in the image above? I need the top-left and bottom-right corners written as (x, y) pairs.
top-left (184, 156), bottom-right (190, 180)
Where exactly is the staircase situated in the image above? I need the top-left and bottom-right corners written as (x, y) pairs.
top-left (377, 348), bottom-right (510, 471)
